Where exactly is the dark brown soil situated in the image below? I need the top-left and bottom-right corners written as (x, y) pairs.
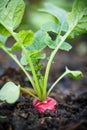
top-left (0, 67), bottom-right (87, 130)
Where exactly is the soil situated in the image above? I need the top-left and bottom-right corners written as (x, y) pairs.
top-left (0, 36), bottom-right (87, 130)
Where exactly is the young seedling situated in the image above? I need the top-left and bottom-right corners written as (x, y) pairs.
top-left (0, 0), bottom-right (87, 113)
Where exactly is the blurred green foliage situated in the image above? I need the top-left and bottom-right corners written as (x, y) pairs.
top-left (19, 0), bottom-right (73, 31)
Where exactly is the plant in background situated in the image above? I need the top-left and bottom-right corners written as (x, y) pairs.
top-left (0, 0), bottom-right (87, 113)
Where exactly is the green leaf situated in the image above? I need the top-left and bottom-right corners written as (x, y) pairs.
top-left (41, 21), bottom-right (60, 33)
top-left (20, 50), bottom-right (46, 72)
top-left (60, 42), bottom-right (72, 51)
top-left (27, 30), bottom-right (51, 51)
top-left (0, 0), bottom-right (25, 31)
top-left (67, 0), bottom-right (87, 35)
top-left (0, 82), bottom-right (20, 104)
top-left (40, 3), bottom-right (69, 34)
top-left (20, 50), bottom-right (46, 66)
top-left (41, 21), bottom-right (69, 34)
top-left (11, 30), bottom-right (34, 51)
top-left (40, 3), bottom-right (67, 24)
top-left (30, 51), bottom-right (46, 60)
top-left (0, 24), bottom-right (10, 36)
top-left (66, 67), bottom-right (83, 80)
top-left (46, 35), bottom-right (72, 51)
top-left (15, 30), bottom-right (34, 45)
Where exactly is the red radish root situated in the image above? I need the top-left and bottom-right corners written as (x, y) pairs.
top-left (33, 97), bottom-right (57, 113)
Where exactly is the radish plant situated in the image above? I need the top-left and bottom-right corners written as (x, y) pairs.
top-left (0, 0), bottom-right (87, 113)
